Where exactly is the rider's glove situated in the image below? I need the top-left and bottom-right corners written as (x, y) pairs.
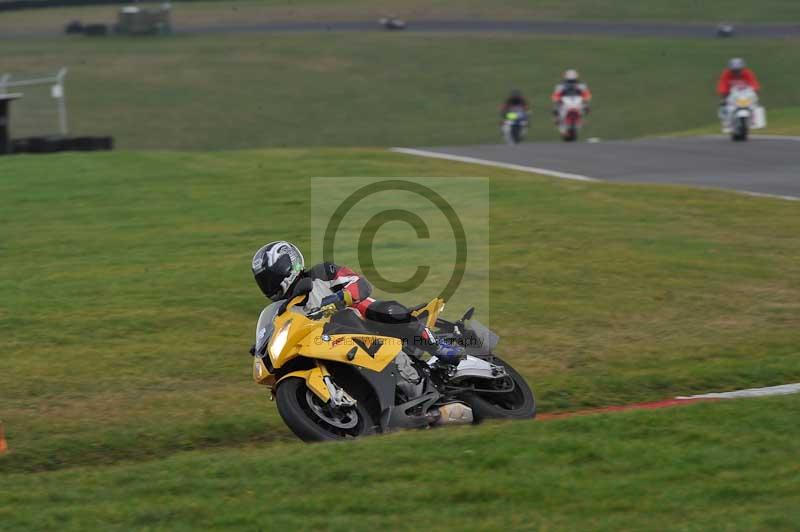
top-left (318, 291), bottom-right (353, 317)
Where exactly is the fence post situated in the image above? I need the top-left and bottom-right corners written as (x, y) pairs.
top-left (56, 67), bottom-right (68, 135)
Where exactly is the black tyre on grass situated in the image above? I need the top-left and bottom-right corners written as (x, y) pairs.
top-left (275, 377), bottom-right (376, 442)
top-left (461, 355), bottom-right (536, 421)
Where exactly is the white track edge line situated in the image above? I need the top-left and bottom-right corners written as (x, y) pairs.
top-left (390, 147), bottom-right (599, 182)
top-left (676, 382), bottom-right (800, 400)
top-left (390, 147), bottom-right (799, 201)
top-left (687, 134), bottom-right (800, 142)
top-left (738, 190), bottom-right (800, 201)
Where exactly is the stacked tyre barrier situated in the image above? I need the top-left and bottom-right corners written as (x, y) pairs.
top-left (10, 136), bottom-right (113, 154)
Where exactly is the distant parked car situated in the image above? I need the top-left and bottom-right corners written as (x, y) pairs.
top-left (64, 20), bottom-right (84, 34)
top-left (379, 17), bottom-right (407, 30)
top-left (717, 23), bottom-right (735, 37)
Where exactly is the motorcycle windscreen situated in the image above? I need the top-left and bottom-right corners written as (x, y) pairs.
top-left (464, 318), bottom-right (499, 355)
top-left (255, 301), bottom-right (284, 354)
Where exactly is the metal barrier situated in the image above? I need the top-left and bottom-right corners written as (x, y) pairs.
top-left (0, 67), bottom-right (68, 136)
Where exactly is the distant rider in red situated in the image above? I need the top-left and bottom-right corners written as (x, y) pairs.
top-left (717, 57), bottom-right (761, 99)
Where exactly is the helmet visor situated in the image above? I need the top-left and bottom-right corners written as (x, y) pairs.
top-left (254, 255), bottom-right (292, 301)
top-left (254, 270), bottom-right (282, 300)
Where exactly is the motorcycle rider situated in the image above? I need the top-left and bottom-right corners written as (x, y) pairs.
top-left (717, 58), bottom-right (761, 98)
top-left (499, 89), bottom-right (529, 119)
top-left (251, 241), bottom-right (465, 393)
top-left (551, 69), bottom-right (592, 122)
top-left (717, 58), bottom-right (761, 129)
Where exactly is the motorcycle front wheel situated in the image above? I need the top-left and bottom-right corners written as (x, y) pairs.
top-left (275, 377), bottom-right (376, 442)
top-left (461, 355), bottom-right (536, 421)
top-left (732, 117), bottom-right (749, 141)
top-left (511, 124), bottom-right (522, 144)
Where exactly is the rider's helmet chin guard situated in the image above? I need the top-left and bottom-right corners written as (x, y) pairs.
top-left (252, 241), bottom-right (305, 301)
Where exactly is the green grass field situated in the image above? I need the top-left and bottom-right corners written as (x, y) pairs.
top-left (3, 395), bottom-right (799, 530)
top-left (3, 32), bottom-right (800, 149)
top-left (3, 0), bottom-right (800, 34)
top-left (2, 5), bottom-right (800, 523)
top-left (1, 148), bottom-right (799, 479)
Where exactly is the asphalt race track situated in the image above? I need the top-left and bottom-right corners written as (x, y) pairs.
top-left (402, 137), bottom-right (800, 199)
top-left (3, 19), bottom-right (800, 40)
top-left (183, 20), bottom-right (800, 39)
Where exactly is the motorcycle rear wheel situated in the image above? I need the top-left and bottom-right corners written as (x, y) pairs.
top-left (275, 377), bottom-right (376, 442)
top-left (461, 355), bottom-right (536, 421)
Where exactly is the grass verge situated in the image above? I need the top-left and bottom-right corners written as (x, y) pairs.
top-left (1, 148), bottom-right (799, 474)
top-left (2, 395), bottom-right (799, 530)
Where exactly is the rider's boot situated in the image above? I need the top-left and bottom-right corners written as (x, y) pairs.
top-left (432, 338), bottom-right (465, 365)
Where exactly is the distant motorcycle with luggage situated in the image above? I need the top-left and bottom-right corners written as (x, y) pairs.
top-left (720, 85), bottom-right (766, 141)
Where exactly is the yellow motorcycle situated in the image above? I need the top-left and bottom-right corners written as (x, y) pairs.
top-left (251, 295), bottom-right (535, 441)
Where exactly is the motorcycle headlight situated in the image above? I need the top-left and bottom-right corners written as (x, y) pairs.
top-left (268, 320), bottom-right (292, 364)
top-left (736, 98), bottom-right (752, 106)
top-left (506, 112), bottom-right (519, 120)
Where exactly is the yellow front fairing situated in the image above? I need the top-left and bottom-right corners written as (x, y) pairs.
top-left (257, 295), bottom-right (405, 379)
top-left (297, 333), bottom-right (403, 372)
top-left (276, 363), bottom-right (331, 401)
top-left (254, 296), bottom-right (447, 390)
top-left (253, 356), bottom-right (275, 386)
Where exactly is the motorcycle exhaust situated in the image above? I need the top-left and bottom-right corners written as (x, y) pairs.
top-left (433, 402), bottom-right (474, 426)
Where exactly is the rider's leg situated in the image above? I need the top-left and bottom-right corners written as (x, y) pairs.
top-left (394, 351), bottom-right (424, 399)
top-left (719, 97), bottom-right (731, 132)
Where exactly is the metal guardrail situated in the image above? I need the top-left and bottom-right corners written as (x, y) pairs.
top-left (0, 67), bottom-right (68, 135)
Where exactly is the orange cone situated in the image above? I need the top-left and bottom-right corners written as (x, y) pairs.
top-left (0, 423), bottom-right (8, 455)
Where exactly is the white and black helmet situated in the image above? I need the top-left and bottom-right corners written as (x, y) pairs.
top-left (729, 57), bottom-right (745, 70)
top-left (251, 241), bottom-right (305, 301)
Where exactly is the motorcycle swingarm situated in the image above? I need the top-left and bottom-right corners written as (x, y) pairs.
top-left (355, 362), bottom-right (442, 431)
top-left (382, 391), bottom-right (441, 431)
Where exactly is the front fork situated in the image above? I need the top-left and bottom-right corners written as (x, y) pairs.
top-left (272, 361), bottom-right (356, 408)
